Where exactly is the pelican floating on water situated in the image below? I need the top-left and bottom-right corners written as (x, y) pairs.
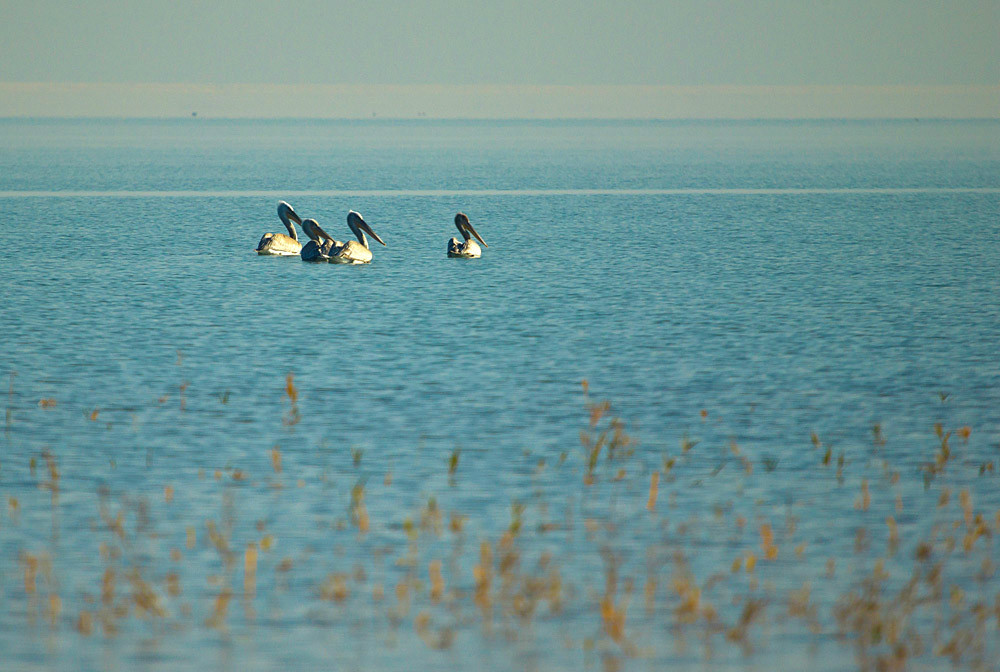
top-left (447, 213), bottom-right (488, 258)
top-left (299, 218), bottom-right (342, 262)
top-left (256, 201), bottom-right (304, 256)
top-left (300, 211), bottom-right (385, 264)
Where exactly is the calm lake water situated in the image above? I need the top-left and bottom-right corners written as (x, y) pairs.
top-left (1, 119), bottom-right (999, 671)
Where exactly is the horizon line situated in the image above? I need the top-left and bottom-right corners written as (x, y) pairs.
top-left (2, 115), bottom-right (999, 122)
top-left (2, 83), bottom-right (997, 119)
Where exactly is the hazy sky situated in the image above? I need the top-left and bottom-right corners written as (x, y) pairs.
top-left (1, 1), bottom-right (997, 117)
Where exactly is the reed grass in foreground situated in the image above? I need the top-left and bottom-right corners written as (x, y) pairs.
top-left (1, 375), bottom-right (998, 672)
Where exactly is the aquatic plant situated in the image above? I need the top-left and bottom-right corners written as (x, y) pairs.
top-left (0, 374), bottom-right (998, 671)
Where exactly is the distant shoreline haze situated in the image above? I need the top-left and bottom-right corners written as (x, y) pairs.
top-left (1, 83), bottom-right (998, 119)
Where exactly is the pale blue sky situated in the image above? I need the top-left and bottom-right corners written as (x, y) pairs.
top-left (1, 1), bottom-right (997, 117)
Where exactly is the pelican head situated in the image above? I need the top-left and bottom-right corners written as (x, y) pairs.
top-left (277, 201), bottom-right (302, 240)
top-left (301, 218), bottom-right (335, 244)
top-left (347, 211), bottom-right (386, 249)
top-left (454, 212), bottom-right (487, 247)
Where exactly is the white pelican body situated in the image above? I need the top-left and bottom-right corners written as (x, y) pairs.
top-left (301, 211), bottom-right (385, 264)
top-left (256, 201), bottom-right (303, 256)
top-left (447, 213), bottom-right (488, 258)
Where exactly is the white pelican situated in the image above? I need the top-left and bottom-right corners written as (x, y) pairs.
top-left (256, 201), bottom-right (304, 256)
top-left (447, 213), bottom-right (488, 258)
top-left (299, 218), bottom-right (343, 262)
top-left (301, 211), bottom-right (385, 264)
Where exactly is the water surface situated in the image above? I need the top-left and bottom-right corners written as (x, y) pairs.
top-left (1, 119), bottom-right (999, 671)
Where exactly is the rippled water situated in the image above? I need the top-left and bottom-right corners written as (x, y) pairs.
top-left (1, 119), bottom-right (999, 671)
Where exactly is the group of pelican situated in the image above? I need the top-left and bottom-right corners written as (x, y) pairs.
top-left (256, 201), bottom-right (487, 263)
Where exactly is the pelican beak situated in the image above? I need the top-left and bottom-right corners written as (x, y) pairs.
top-left (287, 209), bottom-right (302, 226)
top-left (464, 221), bottom-right (488, 248)
top-left (358, 217), bottom-right (386, 246)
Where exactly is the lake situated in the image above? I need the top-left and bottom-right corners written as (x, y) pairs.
top-left (1, 118), bottom-right (999, 671)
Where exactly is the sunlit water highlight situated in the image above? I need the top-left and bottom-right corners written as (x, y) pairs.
top-left (3, 187), bottom-right (999, 198)
top-left (1, 119), bottom-right (999, 671)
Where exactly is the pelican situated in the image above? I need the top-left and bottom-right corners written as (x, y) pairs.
top-left (447, 213), bottom-right (488, 258)
top-left (299, 218), bottom-right (343, 263)
top-left (300, 211), bottom-right (385, 264)
top-left (256, 201), bottom-right (303, 256)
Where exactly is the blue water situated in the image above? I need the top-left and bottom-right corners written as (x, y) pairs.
top-left (1, 119), bottom-right (999, 671)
